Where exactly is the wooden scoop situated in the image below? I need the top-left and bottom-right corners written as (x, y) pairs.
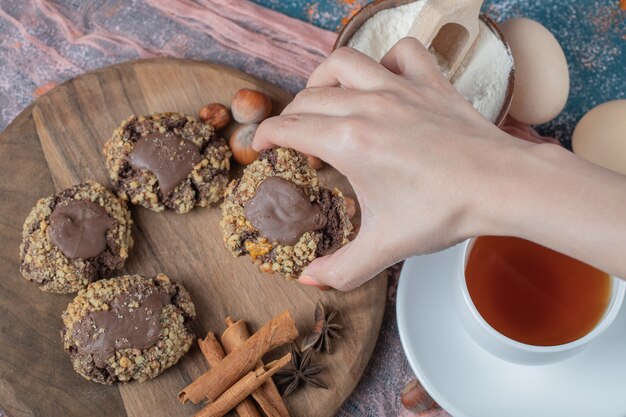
top-left (406, 0), bottom-right (483, 78)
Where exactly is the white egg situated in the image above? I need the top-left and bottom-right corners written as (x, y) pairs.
top-left (501, 18), bottom-right (570, 125)
top-left (573, 100), bottom-right (626, 175)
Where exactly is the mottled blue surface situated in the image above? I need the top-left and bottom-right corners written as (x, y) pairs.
top-left (252, 0), bottom-right (626, 147)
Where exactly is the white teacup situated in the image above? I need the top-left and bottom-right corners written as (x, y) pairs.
top-left (452, 238), bottom-right (626, 365)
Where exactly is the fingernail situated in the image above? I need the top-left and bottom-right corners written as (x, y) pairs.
top-left (298, 275), bottom-right (321, 286)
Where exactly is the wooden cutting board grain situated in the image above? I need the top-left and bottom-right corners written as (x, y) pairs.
top-left (0, 58), bottom-right (387, 417)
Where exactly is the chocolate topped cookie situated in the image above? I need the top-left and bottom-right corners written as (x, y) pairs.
top-left (62, 273), bottom-right (195, 384)
top-left (19, 181), bottom-right (132, 293)
top-left (103, 112), bottom-right (231, 213)
top-left (220, 148), bottom-right (352, 279)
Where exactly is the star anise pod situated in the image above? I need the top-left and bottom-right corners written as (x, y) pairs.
top-left (274, 344), bottom-right (328, 396)
top-left (301, 300), bottom-right (342, 353)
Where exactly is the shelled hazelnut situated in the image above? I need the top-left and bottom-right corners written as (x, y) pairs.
top-left (231, 88), bottom-right (272, 124)
top-left (199, 103), bottom-right (231, 130)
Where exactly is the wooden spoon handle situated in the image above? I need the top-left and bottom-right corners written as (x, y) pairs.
top-left (406, 0), bottom-right (483, 78)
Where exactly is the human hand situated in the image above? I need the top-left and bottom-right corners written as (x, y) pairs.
top-left (253, 38), bottom-right (531, 290)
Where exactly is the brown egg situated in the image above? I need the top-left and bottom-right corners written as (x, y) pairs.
top-left (229, 123), bottom-right (260, 165)
top-left (501, 18), bottom-right (569, 125)
top-left (572, 100), bottom-right (626, 175)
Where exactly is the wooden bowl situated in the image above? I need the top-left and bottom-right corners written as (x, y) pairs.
top-left (334, 0), bottom-right (515, 127)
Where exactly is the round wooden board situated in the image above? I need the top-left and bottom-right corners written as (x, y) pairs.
top-left (0, 58), bottom-right (387, 417)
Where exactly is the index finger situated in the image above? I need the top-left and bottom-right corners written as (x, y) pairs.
top-left (253, 113), bottom-right (341, 162)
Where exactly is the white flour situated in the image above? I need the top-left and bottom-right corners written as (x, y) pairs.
top-left (347, 1), bottom-right (513, 122)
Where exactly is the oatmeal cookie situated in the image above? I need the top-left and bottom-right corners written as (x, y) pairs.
top-left (103, 112), bottom-right (231, 213)
top-left (19, 181), bottom-right (132, 293)
top-left (62, 273), bottom-right (195, 384)
top-left (220, 148), bottom-right (352, 279)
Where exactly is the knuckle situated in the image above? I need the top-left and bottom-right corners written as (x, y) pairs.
top-left (396, 36), bottom-right (419, 49)
top-left (429, 70), bottom-right (452, 89)
top-left (287, 92), bottom-right (308, 111)
top-left (331, 46), bottom-right (359, 63)
top-left (324, 265), bottom-right (342, 282)
top-left (323, 268), bottom-right (352, 292)
top-left (365, 91), bottom-right (392, 110)
top-left (318, 93), bottom-right (333, 108)
top-left (294, 87), bottom-right (314, 101)
top-left (269, 114), bottom-right (299, 136)
top-left (255, 118), bottom-right (272, 136)
top-left (335, 282), bottom-right (354, 292)
top-left (280, 113), bottom-right (302, 128)
top-left (363, 66), bottom-right (384, 83)
top-left (294, 87), bottom-right (332, 108)
top-left (335, 117), bottom-right (363, 144)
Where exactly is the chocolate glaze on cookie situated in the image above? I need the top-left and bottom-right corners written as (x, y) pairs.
top-left (244, 177), bottom-right (327, 245)
top-left (49, 200), bottom-right (115, 259)
top-left (73, 283), bottom-right (170, 367)
top-left (128, 132), bottom-right (202, 196)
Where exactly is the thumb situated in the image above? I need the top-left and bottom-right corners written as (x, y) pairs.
top-left (298, 232), bottom-right (386, 291)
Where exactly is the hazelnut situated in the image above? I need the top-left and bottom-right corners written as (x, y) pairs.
top-left (229, 123), bottom-right (260, 165)
top-left (231, 88), bottom-right (272, 123)
top-left (306, 154), bottom-right (323, 170)
top-left (348, 222), bottom-right (361, 241)
top-left (400, 379), bottom-right (435, 413)
top-left (199, 103), bottom-right (231, 130)
top-left (344, 196), bottom-right (357, 219)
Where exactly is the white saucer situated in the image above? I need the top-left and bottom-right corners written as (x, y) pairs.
top-left (397, 243), bottom-right (626, 417)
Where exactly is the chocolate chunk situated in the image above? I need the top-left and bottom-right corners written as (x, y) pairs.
top-left (244, 177), bottom-right (327, 245)
top-left (49, 200), bottom-right (115, 259)
top-left (128, 132), bottom-right (201, 196)
top-left (259, 149), bottom-right (278, 167)
top-left (73, 283), bottom-right (171, 367)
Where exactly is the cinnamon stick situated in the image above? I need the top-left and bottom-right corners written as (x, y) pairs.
top-left (194, 354), bottom-right (292, 417)
top-left (198, 332), bottom-right (225, 364)
top-left (222, 317), bottom-right (290, 417)
top-left (198, 333), bottom-right (261, 417)
top-left (179, 310), bottom-right (298, 404)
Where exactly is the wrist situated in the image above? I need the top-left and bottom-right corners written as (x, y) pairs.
top-left (462, 135), bottom-right (565, 240)
top-left (477, 140), bottom-right (571, 239)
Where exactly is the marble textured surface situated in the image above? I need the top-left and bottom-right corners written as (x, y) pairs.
top-left (0, 1), bottom-right (623, 416)
top-left (0, 0), bottom-right (335, 131)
